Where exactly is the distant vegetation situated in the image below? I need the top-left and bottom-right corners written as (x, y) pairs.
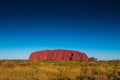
top-left (88, 57), bottom-right (97, 61)
top-left (0, 60), bottom-right (120, 80)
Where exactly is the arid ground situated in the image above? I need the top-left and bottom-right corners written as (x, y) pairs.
top-left (0, 60), bottom-right (120, 80)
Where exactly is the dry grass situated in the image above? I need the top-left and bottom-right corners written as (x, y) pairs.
top-left (0, 60), bottom-right (120, 80)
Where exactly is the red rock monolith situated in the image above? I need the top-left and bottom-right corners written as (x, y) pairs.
top-left (29, 49), bottom-right (88, 61)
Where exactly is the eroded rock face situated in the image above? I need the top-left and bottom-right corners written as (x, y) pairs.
top-left (29, 49), bottom-right (88, 61)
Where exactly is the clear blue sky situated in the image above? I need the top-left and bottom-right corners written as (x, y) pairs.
top-left (0, 0), bottom-right (120, 60)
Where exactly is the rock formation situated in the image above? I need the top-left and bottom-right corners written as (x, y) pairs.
top-left (29, 49), bottom-right (88, 61)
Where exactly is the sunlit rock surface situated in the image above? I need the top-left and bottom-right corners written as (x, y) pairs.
top-left (29, 49), bottom-right (88, 61)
